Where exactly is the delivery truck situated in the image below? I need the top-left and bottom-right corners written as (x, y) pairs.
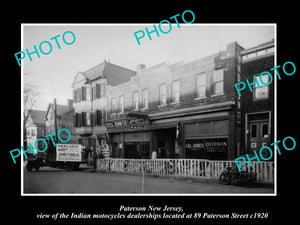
top-left (26, 141), bottom-right (87, 172)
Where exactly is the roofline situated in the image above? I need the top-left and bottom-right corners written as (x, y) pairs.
top-left (241, 41), bottom-right (274, 55)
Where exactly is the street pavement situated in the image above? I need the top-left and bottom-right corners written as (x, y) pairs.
top-left (23, 166), bottom-right (274, 194)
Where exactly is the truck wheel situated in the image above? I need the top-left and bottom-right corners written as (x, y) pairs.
top-left (74, 163), bottom-right (80, 170)
top-left (66, 162), bottom-right (75, 171)
top-left (34, 165), bottom-right (40, 171)
top-left (26, 161), bottom-right (34, 172)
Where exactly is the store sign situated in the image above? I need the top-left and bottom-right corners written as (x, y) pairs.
top-left (185, 138), bottom-right (228, 152)
top-left (105, 114), bottom-right (150, 130)
top-left (104, 120), bottom-right (128, 129)
top-left (114, 120), bottom-right (128, 128)
top-left (104, 122), bottom-right (115, 129)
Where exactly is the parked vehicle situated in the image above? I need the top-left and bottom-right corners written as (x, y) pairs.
top-left (26, 139), bottom-right (87, 172)
top-left (218, 166), bottom-right (257, 186)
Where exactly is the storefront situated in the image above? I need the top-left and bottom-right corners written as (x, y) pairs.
top-left (105, 101), bottom-right (238, 160)
top-left (150, 101), bottom-right (237, 160)
top-left (105, 112), bottom-right (152, 159)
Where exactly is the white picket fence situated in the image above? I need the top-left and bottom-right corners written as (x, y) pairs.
top-left (96, 158), bottom-right (274, 184)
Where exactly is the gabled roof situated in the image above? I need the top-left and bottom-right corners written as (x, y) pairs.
top-left (28, 110), bottom-right (47, 126)
top-left (45, 103), bottom-right (70, 119)
top-left (83, 62), bottom-right (106, 81)
top-left (71, 60), bottom-right (136, 88)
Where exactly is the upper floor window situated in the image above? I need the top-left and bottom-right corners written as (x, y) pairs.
top-left (82, 86), bottom-right (87, 101)
top-left (26, 128), bottom-right (36, 137)
top-left (95, 109), bottom-right (105, 126)
top-left (133, 91), bottom-right (139, 111)
top-left (159, 83), bottom-right (167, 105)
top-left (96, 82), bottom-right (106, 99)
top-left (142, 89), bottom-right (149, 109)
top-left (172, 80), bottom-right (180, 103)
top-left (111, 98), bottom-right (117, 114)
top-left (213, 69), bottom-right (224, 95)
top-left (118, 95), bottom-right (124, 113)
top-left (254, 74), bottom-right (269, 100)
top-left (86, 112), bottom-right (91, 126)
top-left (196, 73), bottom-right (206, 98)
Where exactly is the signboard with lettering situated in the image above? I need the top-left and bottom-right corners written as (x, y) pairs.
top-left (104, 121), bottom-right (115, 129)
top-left (185, 138), bottom-right (227, 151)
top-left (105, 114), bottom-right (150, 130)
top-left (185, 138), bottom-right (228, 159)
top-left (56, 144), bottom-right (83, 162)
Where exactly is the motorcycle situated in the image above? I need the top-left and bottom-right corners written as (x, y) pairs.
top-left (218, 166), bottom-right (257, 186)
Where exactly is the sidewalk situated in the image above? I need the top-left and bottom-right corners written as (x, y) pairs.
top-left (94, 169), bottom-right (274, 189)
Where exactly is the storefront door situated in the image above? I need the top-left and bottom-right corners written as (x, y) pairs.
top-left (248, 121), bottom-right (270, 154)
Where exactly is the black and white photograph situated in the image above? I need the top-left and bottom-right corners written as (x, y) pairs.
top-left (22, 24), bottom-right (275, 195)
top-left (4, 4), bottom-right (298, 225)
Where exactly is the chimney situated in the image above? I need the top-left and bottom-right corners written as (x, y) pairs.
top-left (137, 64), bottom-right (146, 71)
top-left (67, 99), bottom-right (74, 112)
top-left (136, 64), bottom-right (146, 75)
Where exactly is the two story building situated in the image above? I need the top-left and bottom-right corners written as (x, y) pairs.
top-left (104, 42), bottom-right (244, 160)
top-left (25, 110), bottom-right (47, 152)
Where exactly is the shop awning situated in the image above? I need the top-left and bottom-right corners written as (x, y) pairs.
top-left (149, 100), bottom-right (234, 121)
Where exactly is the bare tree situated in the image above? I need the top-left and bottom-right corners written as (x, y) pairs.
top-left (23, 83), bottom-right (39, 147)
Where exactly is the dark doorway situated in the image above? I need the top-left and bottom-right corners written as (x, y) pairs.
top-left (156, 128), bottom-right (176, 159)
top-left (124, 142), bottom-right (150, 159)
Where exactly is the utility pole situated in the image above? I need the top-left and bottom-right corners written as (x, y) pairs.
top-left (54, 98), bottom-right (58, 143)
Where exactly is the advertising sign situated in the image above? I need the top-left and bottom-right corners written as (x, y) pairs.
top-left (185, 138), bottom-right (228, 152)
top-left (56, 144), bottom-right (82, 162)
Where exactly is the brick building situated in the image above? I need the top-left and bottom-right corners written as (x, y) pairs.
top-left (239, 40), bottom-right (275, 158)
top-left (71, 60), bottom-right (136, 156)
top-left (105, 42), bottom-right (244, 160)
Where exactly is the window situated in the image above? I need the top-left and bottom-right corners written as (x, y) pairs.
top-left (100, 82), bottom-right (106, 98)
top-left (82, 86), bottom-right (87, 101)
top-left (86, 86), bottom-right (91, 101)
top-left (133, 91), bottom-right (138, 110)
top-left (81, 112), bottom-right (87, 126)
top-left (254, 74), bottom-right (269, 100)
top-left (96, 109), bottom-right (104, 126)
top-left (250, 124), bottom-right (257, 138)
top-left (118, 95), bottom-right (124, 113)
top-left (262, 123), bottom-right (269, 138)
top-left (159, 83), bottom-right (167, 105)
top-left (111, 98), bottom-right (117, 114)
top-left (77, 88), bottom-right (82, 102)
top-left (213, 69), bottom-right (224, 95)
top-left (27, 128), bottom-right (31, 137)
top-left (142, 89), bottom-right (149, 109)
top-left (172, 80), bottom-right (180, 102)
top-left (86, 112), bottom-right (91, 126)
top-left (196, 73), bottom-right (206, 98)
top-left (31, 128), bottom-right (36, 136)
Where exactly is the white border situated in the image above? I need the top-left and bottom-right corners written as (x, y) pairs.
top-left (20, 23), bottom-right (277, 196)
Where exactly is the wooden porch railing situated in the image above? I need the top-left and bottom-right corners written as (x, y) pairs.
top-left (96, 158), bottom-right (274, 184)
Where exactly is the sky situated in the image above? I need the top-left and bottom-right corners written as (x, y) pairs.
top-left (22, 24), bottom-right (275, 110)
